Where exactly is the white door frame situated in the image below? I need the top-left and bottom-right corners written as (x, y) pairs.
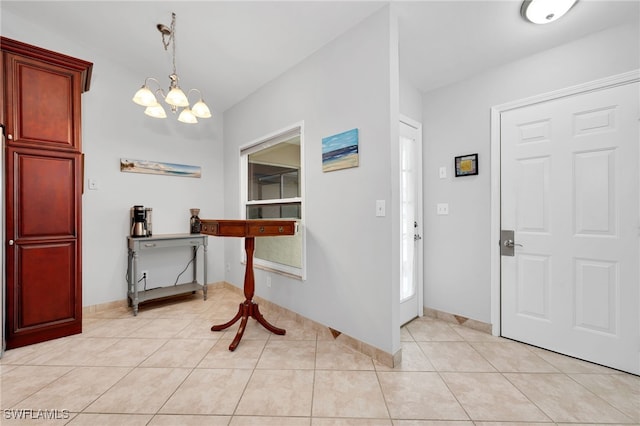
top-left (400, 114), bottom-right (424, 321)
top-left (489, 70), bottom-right (640, 336)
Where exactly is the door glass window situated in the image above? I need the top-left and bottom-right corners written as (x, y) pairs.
top-left (400, 134), bottom-right (416, 302)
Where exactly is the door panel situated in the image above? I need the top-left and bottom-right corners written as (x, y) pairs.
top-left (574, 150), bottom-right (615, 235)
top-left (501, 82), bottom-right (639, 374)
top-left (17, 154), bottom-right (76, 238)
top-left (17, 242), bottom-right (76, 328)
top-left (4, 52), bottom-right (81, 151)
top-left (5, 147), bottom-right (82, 349)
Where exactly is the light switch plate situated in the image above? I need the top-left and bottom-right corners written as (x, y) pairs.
top-left (439, 167), bottom-right (447, 179)
top-left (437, 203), bottom-right (449, 215)
top-left (88, 178), bottom-right (99, 190)
top-left (376, 200), bottom-right (386, 217)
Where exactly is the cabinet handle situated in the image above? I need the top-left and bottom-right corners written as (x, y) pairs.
top-left (144, 243), bottom-right (156, 248)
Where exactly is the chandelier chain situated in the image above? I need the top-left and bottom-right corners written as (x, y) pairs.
top-left (160, 13), bottom-right (178, 79)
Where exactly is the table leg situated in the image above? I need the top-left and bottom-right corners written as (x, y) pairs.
top-left (211, 302), bottom-right (243, 331)
top-left (253, 302), bottom-right (286, 335)
top-left (132, 249), bottom-right (139, 316)
top-left (210, 236), bottom-right (286, 351)
top-left (127, 249), bottom-right (133, 307)
top-left (229, 307), bottom-right (249, 351)
top-left (203, 242), bottom-right (208, 300)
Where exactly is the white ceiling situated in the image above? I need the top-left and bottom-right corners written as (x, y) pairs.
top-left (3, 1), bottom-right (639, 114)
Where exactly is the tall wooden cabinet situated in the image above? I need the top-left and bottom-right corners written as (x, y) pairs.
top-left (1, 37), bottom-right (92, 349)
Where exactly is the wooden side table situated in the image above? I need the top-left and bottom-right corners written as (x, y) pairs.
top-left (200, 219), bottom-right (296, 351)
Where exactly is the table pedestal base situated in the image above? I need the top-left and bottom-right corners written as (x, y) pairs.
top-left (211, 300), bottom-right (286, 351)
top-left (200, 220), bottom-right (295, 351)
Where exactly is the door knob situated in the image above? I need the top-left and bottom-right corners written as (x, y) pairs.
top-left (503, 239), bottom-right (523, 248)
top-left (9, 240), bottom-right (14, 245)
top-left (500, 230), bottom-right (521, 256)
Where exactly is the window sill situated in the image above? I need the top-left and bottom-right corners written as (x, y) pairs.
top-left (242, 259), bottom-right (305, 281)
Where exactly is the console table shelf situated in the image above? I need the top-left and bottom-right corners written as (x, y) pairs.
top-left (127, 233), bottom-right (208, 315)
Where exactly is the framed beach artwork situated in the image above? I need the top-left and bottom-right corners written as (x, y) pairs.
top-left (120, 158), bottom-right (202, 178)
top-left (322, 128), bottom-right (359, 172)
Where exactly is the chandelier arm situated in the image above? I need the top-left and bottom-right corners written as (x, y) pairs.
top-left (186, 88), bottom-right (203, 101)
top-left (153, 87), bottom-right (167, 101)
top-left (144, 77), bottom-right (162, 88)
top-left (142, 77), bottom-right (167, 99)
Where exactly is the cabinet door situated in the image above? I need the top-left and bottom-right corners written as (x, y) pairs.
top-left (5, 147), bottom-right (82, 348)
top-left (4, 52), bottom-right (83, 152)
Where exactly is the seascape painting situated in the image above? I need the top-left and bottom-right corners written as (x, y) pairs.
top-left (322, 128), bottom-right (359, 172)
top-left (120, 158), bottom-right (202, 178)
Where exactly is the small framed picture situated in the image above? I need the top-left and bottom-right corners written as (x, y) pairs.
top-left (454, 153), bottom-right (478, 177)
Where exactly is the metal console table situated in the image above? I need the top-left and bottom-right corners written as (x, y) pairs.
top-left (127, 233), bottom-right (208, 315)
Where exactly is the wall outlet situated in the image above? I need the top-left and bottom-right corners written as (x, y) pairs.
top-left (266, 275), bottom-right (272, 288)
top-left (141, 270), bottom-right (149, 280)
top-left (88, 178), bottom-right (99, 190)
top-left (226, 262), bottom-right (231, 272)
top-left (437, 203), bottom-right (449, 215)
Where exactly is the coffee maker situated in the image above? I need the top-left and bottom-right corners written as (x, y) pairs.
top-left (130, 205), bottom-right (152, 237)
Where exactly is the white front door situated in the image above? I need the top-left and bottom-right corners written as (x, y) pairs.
top-left (400, 118), bottom-right (423, 325)
top-left (500, 81), bottom-right (639, 374)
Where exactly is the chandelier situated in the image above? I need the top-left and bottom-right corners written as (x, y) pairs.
top-left (132, 12), bottom-right (211, 123)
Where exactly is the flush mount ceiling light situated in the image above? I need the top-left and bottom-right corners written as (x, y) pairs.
top-left (521, 0), bottom-right (579, 24)
top-left (132, 12), bottom-right (211, 123)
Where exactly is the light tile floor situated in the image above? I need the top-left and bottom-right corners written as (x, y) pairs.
top-left (1, 286), bottom-right (638, 425)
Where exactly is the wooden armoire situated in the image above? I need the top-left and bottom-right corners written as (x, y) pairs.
top-left (1, 37), bottom-right (92, 349)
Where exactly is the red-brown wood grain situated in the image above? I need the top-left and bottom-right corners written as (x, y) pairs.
top-left (2, 37), bottom-right (91, 349)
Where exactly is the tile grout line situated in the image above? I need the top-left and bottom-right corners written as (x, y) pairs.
top-left (449, 321), bottom-right (556, 424)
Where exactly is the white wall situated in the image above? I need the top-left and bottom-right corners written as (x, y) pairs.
top-left (422, 23), bottom-right (640, 323)
top-left (2, 10), bottom-right (226, 307)
top-left (223, 6), bottom-right (401, 354)
top-left (400, 76), bottom-right (423, 123)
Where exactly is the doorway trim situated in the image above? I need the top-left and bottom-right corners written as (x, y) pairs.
top-left (400, 114), bottom-right (424, 322)
top-left (489, 69), bottom-right (640, 337)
